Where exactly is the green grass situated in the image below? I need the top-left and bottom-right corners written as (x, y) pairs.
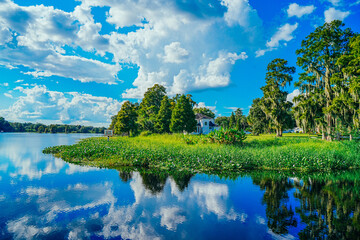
top-left (43, 133), bottom-right (360, 174)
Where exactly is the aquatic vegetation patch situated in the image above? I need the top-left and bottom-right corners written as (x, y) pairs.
top-left (43, 134), bottom-right (360, 173)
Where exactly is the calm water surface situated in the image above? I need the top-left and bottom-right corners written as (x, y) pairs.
top-left (0, 133), bottom-right (359, 239)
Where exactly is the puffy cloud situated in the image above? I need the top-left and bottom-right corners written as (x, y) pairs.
top-left (256, 23), bottom-right (298, 57)
top-left (85, 0), bottom-right (255, 98)
top-left (287, 89), bottom-right (300, 103)
top-left (0, 0), bottom-right (260, 98)
top-left (4, 93), bottom-right (13, 98)
top-left (163, 42), bottom-right (189, 64)
top-left (0, 25), bottom-right (12, 44)
top-left (221, 0), bottom-right (262, 28)
top-left (0, 85), bottom-right (124, 126)
top-left (287, 3), bottom-right (315, 18)
top-left (327, 0), bottom-right (341, 6)
top-left (266, 23), bottom-right (298, 48)
top-left (158, 207), bottom-right (186, 231)
top-left (0, 0), bottom-right (119, 84)
top-left (324, 8), bottom-right (350, 23)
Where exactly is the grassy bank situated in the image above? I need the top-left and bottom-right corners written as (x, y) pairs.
top-left (43, 134), bottom-right (360, 173)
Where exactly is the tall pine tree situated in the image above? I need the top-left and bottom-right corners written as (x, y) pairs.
top-left (170, 95), bottom-right (197, 133)
top-left (155, 96), bottom-right (172, 133)
top-left (261, 58), bottom-right (295, 137)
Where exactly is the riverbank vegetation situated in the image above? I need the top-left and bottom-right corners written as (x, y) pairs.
top-left (43, 134), bottom-right (360, 173)
top-left (0, 117), bottom-right (106, 133)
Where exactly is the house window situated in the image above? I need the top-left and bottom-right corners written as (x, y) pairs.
top-left (204, 122), bottom-right (207, 126)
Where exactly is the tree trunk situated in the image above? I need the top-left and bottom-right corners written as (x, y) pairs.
top-left (322, 126), bottom-right (326, 140)
top-left (276, 128), bottom-right (282, 137)
top-left (350, 134), bottom-right (353, 141)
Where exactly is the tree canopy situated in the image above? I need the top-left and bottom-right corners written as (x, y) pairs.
top-left (193, 107), bottom-right (215, 119)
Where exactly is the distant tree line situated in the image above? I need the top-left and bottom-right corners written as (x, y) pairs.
top-left (215, 108), bottom-right (249, 131)
top-left (247, 20), bottom-right (360, 140)
top-left (0, 117), bottom-right (105, 134)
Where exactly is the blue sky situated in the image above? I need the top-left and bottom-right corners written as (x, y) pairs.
top-left (0, 0), bottom-right (359, 126)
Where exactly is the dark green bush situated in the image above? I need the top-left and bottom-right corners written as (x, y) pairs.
top-left (206, 128), bottom-right (247, 144)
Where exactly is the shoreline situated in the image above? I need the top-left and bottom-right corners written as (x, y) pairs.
top-left (43, 134), bottom-right (360, 174)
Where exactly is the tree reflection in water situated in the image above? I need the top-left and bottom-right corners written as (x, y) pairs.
top-left (251, 171), bottom-right (360, 239)
top-left (294, 174), bottom-right (360, 239)
top-left (116, 168), bottom-right (360, 239)
top-left (119, 171), bottom-right (133, 183)
top-left (252, 176), bottom-right (297, 234)
top-left (118, 169), bottom-right (194, 194)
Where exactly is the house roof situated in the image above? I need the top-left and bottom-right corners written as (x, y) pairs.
top-left (195, 113), bottom-right (213, 120)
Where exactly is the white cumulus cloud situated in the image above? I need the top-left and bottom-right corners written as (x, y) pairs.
top-left (324, 8), bottom-right (350, 23)
top-left (287, 3), bottom-right (315, 18)
top-left (163, 42), bottom-right (189, 64)
top-left (256, 23), bottom-right (298, 57)
top-left (0, 85), bottom-right (124, 126)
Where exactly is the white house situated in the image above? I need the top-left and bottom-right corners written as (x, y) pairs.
top-left (193, 113), bottom-right (220, 134)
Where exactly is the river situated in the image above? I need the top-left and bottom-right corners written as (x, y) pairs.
top-left (0, 133), bottom-right (359, 239)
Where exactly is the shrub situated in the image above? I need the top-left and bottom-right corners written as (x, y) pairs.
top-left (206, 128), bottom-right (247, 145)
top-left (140, 131), bottom-right (152, 137)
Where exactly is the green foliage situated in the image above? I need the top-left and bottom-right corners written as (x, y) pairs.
top-left (154, 96), bottom-right (172, 133)
top-left (0, 118), bottom-right (104, 133)
top-left (108, 115), bottom-right (117, 130)
top-left (137, 84), bottom-right (166, 132)
top-left (206, 128), bottom-right (247, 144)
top-left (170, 95), bottom-right (197, 133)
top-left (295, 20), bottom-right (355, 140)
top-left (261, 58), bottom-right (295, 137)
top-left (0, 116), bottom-right (14, 132)
top-left (234, 108), bottom-right (248, 130)
top-left (114, 101), bottom-right (138, 136)
top-left (215, 116), bottom-right (230, 129)
top-left (248, 98), bottom-right (269, 135)
top-left (193, 107), bottom-right (215, 119)
top-left (43, 134), bottom-right (360, 174)
top-left (139, 131), bottom-right (152, 136)
top-left (37, 126), bottom-right (44, 133)
top-left (229, 112), bottom-right (236, 128)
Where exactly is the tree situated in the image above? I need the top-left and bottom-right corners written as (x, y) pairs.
top-left (296, 20), bottom-right (355, 140)
top-left (155, 95), bottom-right (172, 133)
top-left (108, 115), bottom-right (117, 130)
top-left (114, 101), bottom-right (138, 136)
top-left (170, 95), bottom-right (197, 133)
top-left (37, 126), bottom-right (44, 133)
top-left (248, 98), bottom-right (269, 135)
top-left (49, 125), bottom-right (57, 134)
top-left (261, 58), bottom-right (295, 137)
top-left (137, 84), bottom-right (166, 132)
top-left (193, 107), bottom-right (215, 119)
top-left (0, 117), bottom-right (14, 132)
top-left (234, 108), bottom-right (248, 130)
top-left (215, 116), bottom-right (230, 129)
top-left (335, 34), bottom-right (360, 140)
top-left (229, 112), bottom-right (236, 128)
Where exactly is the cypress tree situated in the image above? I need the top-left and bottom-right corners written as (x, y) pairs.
top-left (170, 95), bottom-right (197, 133)
top-left (155, 96), bottom-right (172, 133)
